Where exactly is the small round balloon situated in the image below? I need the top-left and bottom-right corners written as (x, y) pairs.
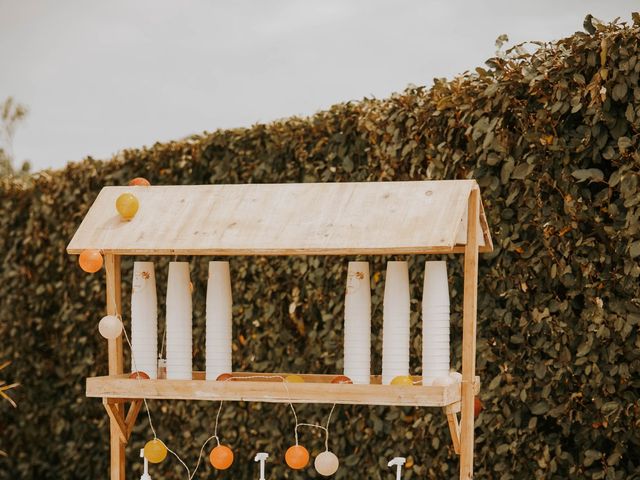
top-left (285, 445), bottom-right (309, 470)
top-left (474, 396), bottom-right (483, 418)
top-left (79, 249), bottom-right (103, 273)
top-left (116, 193), bottom-right (139, 220)
top-left (129, 371), bottom-right (150, 380)
top-left (285, 375), bottom-right (305, 384)
top-left (216, 373), bottom-right (233, 382)
top-left (330, 375), bottom-right (353, 384)
top-left (209, 445), bottom-right (234, 470)
top-left (128, 177), bottom-right (151, 186)
top-left (98, 315), bottom-right (123, 339)
top-left (391, 376), bottom-right (414, 386)
top-left (314, 451), bottom-right (339, 476)
top-left (144, 439), bottom-right (167, 463)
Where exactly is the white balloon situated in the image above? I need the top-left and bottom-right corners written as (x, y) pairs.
top-left (315, 451), bottom-right (339, 476)
top-left (433, 376), bottom-right (454, 386)
top-left (99, 315), bottom-right (123, 339)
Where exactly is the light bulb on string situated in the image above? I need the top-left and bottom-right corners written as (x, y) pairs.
top-left (116, 193), bottom-right (139, 220)
top-left (209, 444), bottom-right (234, 470)
top-left (285, 374), bottom-right (304, 383)
top-left (285, 445), bottom-right (309, 470)
top-left (315, 451), bottom-right (339, 476)
top-left (391, 375), bottom-right (414, 386)
top-left (98, 315), bottom-right (123, 339)
top-left (128, 177), bottom-right (151, 186)
top-left (79, 249), bottom-right (103, 273)
top-left (144, 439), bottom-right (167, 464)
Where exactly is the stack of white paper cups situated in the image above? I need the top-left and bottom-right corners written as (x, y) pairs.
top-left (422, 261), bottom-right (450, 385)
top-left (343, 261), bottom-right (371, 384)
top-left (131, 262), bottom-right (158, 378)
top-left (382, 261), bottom-right (411, 385)
top-left (206, 261), bottom-right (233, 380)
top-left (166, 262), bottom-right (193, 380)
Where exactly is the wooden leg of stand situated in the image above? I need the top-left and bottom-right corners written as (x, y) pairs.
top-left (106, 254), bottom-right (126, 480)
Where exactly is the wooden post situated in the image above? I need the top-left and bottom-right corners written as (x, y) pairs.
top-left (105, 254), bottom-right (126, 480)
top-left (460, 189), bottom-right (479, 479)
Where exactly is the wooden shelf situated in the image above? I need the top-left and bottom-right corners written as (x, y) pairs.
top-left (87, 372), bottom-right (480, 408)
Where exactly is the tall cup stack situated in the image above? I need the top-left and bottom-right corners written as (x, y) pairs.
top-left (166, 262), bottom-right (193, 380)
top-left (343, 262), bottom-right (371, 384)
top-left (206, 261), bottom-right (233, 380)
top-left (382, 261), bottom-right (411, 385)
top-left (422, 261), bottom-right (451, 385)
top-left (131, 262), bottom-right (158, 378)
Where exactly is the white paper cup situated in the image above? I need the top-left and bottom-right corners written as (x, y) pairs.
top-left (422, 261), bottom-right (450, 307)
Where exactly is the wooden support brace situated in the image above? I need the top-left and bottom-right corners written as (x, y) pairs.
top-left (125, 400), bottom-right (143, 439)
top-left (445, 410), bottom-right (461, 455)
top-left (104, 399), bottom-right (128, 445)
top-left (103, 398), bottom-right (143, 444)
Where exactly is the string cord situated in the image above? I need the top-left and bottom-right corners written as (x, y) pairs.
top-left (111, 294), bottom-right (338, 479)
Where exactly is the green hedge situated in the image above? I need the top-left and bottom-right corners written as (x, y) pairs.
top-left (1, 18), bottom-right (640, 479)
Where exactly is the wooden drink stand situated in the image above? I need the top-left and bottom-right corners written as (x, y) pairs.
top-left (67, 180), bottom-right (492, 479)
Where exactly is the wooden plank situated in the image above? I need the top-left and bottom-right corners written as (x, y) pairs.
top-left (103, 400), bottom-right (128, 445)
top-left (460, 189), bottom-right (479, 480)
top-left (67, 181), bottom-right (492, 255)
top-left (86, 373), bottom-right (480, 408)
top-left (105, 255), bottom-right (125, 480)
top-left (446, 411), bottom-right (461, 455)
top-left (124, 400), bottom-right (143, 439)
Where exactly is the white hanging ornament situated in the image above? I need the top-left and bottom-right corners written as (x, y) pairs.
top-left (315, 451), bottom-right (339, 476)
top-left (98, 315), bottom-right (123, 339)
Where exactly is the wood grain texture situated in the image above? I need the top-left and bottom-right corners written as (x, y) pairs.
top-left (105, 255), bottom-right (125, 480)
top-left (67, 181), bottom-right (492, 255)
top-left (87, 373), bottom-right (480, 407)
top-left (460, 189), bottom-right (480, 480)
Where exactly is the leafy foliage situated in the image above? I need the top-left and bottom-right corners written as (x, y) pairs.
top-left (1, 17), bottom-right (640, 479)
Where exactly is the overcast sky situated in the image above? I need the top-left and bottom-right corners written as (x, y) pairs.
top-left (0, 0), bottom-right (637, 171)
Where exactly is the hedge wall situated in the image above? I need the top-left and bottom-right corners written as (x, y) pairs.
top-left (1, 18), bottom-right (640, 480)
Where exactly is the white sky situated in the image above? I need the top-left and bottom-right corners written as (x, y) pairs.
top-left (0, 0), bottom-right (637, 171)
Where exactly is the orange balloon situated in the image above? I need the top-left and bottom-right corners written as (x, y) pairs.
top-left (209, 445), bottom-right (234, 470)
top-left (285, 445), bottom-right (309, 470)
top-left (331, 375), bottom-right (353, 384)
top-left (474, 396), bottom-right (483, 418)
top-left (79, 249), bottom-right (103, 273)
top-left (129, 371), bottom-right (150, 380)
top-left (216, 373), bottom-right (233, 382)
top-left (128, 177), bottom-right (151, 186)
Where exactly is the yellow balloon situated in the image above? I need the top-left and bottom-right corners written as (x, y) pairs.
top-left (285, 375), bottom-right (305, 384)
top-left (144, 439), bottom-right (167, 463)
top-left (391, 375), bottom-right (414, 386)
top-left (116, 193), bottom-right (139, 220)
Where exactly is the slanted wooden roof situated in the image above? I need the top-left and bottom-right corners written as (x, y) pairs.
top-left (66, 181), bottom-right (493, 256)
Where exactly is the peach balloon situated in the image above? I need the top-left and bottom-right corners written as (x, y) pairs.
top-left (209, 445), bottom-right (234, 470)
top-left (331, 375), bottom-right (353, 384)
top-left (79, 249), bottom-right (103, 273)
top-left (285, 445), bottom-right (309, 469)
top-left (128, 177), bottom-right (151, 186)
